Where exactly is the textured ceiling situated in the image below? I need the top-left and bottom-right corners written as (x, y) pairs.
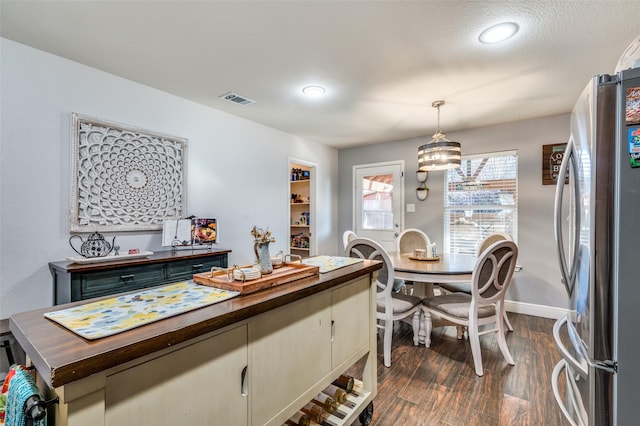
top-left (2, 1), bottom-right (639, 148)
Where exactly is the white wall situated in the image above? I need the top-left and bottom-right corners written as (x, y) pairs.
top-left (0, 38), bottom-right (339, 318)
top-left (338, 114), bottom-right (571, 311)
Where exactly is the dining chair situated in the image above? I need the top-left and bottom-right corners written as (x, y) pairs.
top-left (342, 230), bottom-right (358, 250)
top-left (421, 240), bottom-right (518, 376)
top-left (345, 237), bottom-right (422, 367)
top-left (395, 228), bottom-right (431, 296)
top-left (396, 228), bottom-right (431, 254)
top-left (438, 232), bottom-right (515, 332)
top-left (346, 230), bottom-right (406, 294)
top-left (476, 232), bottom-right (512, 255)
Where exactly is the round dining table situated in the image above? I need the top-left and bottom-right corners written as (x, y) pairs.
top-left (389, 252), bottom-right (477, 297)
top-left (388, 252), bottom-right (478, 343)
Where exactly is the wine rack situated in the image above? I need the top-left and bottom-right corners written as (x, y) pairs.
top-left (307, 379), bottom-right (371, 426)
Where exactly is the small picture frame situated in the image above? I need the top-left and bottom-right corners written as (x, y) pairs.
top-left (192, 218), bottom-right (217, 245)
top-left (542, 143), bottom-right (568, 185)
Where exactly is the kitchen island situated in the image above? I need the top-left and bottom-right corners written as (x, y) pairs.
top-left (10, 259), bottom-right (381, 426)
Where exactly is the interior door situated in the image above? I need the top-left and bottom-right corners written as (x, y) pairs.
top-left (353, 162), bottom-right (404, 252)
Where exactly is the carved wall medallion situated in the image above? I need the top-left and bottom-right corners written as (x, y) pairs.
top-left (70, 113), bottom-right (188, 232)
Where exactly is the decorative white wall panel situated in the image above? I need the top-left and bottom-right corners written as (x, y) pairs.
top-left (70, 113), bottom-right (188, 232)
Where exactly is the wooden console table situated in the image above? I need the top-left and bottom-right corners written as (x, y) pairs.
top-left (49, 249), bottom-right (230, 304)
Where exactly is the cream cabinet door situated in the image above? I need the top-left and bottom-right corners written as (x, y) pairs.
top-left (105, 325), bottom-right (248, 426)
top-left (249, 291), bottom-right (331, 425)
top-left (331, 276), bottom-right (370, 369)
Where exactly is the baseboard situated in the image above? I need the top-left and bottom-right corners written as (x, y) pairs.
top-left (504, 300), bottom-right (571, 320)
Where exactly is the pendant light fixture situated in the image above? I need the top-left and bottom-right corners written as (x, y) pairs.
top-left (418, 100), bottom-right (461, 171)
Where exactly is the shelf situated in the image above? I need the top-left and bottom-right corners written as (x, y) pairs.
top-left (290, 162), bottom-right (312, 267)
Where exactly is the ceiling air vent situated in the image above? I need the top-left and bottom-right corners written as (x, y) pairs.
top-left (219, 92), bottom-right (256, 106)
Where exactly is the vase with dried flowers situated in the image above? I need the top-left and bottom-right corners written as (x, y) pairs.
top-left (251, 226), bottom-right (276, 274)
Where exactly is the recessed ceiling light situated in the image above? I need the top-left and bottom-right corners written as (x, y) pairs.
top-left (479, 22), bottom-right (519, 44)
top-left (302, 86), bottom-right (326, 97)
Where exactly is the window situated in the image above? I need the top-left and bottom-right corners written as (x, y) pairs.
top-left (361, 173), bottom-right (394, 230)
top-left (444, 151), bottom-right (517, 255)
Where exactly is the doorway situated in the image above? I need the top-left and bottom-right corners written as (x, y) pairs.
top-left (353, 161), bottom-right (404, 252)
top-left (289, 158), bottom-right (316, 258)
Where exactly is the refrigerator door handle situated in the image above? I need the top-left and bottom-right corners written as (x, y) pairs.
top-left (565, 316), bottom-right (618, 375)
top-left (593, 359), bottom-right (617, 374)
top-left (552, 359), bottom-right (588, 426)
top-left (553, 316), bottom-right (588, 378)
top-left (554, 136), bottom-right (581, 296)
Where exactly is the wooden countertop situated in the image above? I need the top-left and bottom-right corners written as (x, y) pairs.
top-left (10, 260), bottom-right (381, 389)
top-left (48, 248), bottom-right (232, 273)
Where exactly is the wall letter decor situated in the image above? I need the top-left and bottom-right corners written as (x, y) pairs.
top-left (542, 143), bottom-right (568, 185)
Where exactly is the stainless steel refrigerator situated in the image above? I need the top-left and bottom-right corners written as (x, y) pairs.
top-left (552, 66), bottom-right (640, 425)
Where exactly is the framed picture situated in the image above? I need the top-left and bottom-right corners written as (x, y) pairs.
top-left (542, 143), bottom-right (568, 185)
top-left (161, 218), bottom-right (217, 246)
top-left (192, 218), bottom-right (218, 245)
top-left (70, 113), bottom-right (188, 232)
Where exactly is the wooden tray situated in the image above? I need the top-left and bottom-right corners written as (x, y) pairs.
top-left (408, 255), bottom-right (440, 261)
top-left (192, 262), bottom-right (319, 294)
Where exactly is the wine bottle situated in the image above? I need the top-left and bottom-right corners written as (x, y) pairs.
top-left (312, 392), bottom-right (337, 414)
top-left (301, 401), bottom-right (327, 424)
top-left (285, 411), bottom-right (310, 426)
top-left (332, 374), bottom-right (354, 393)
top-left (323, 383), bottom-right (348, 404)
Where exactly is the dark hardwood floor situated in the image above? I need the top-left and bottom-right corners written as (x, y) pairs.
top-left (352, 313), bottom-right (568, 426)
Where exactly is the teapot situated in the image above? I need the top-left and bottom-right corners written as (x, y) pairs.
top-left (69, 232), bottom-right (116, 258)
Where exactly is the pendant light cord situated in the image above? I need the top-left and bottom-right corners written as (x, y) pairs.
top-left (431, 100), bottom-right (445, 139)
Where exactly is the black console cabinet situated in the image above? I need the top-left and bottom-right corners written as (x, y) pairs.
top-left (49, 249), bottom-right (231, 304)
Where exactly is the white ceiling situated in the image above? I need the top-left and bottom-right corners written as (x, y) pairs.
top-left (2, 1), bottom-right (639, 149)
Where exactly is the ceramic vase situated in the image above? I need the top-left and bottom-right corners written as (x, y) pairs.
top-left (254, 242), bottom-right (273, 274)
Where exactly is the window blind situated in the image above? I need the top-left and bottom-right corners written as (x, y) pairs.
top-left (444, 151), bottom-right (518, 255)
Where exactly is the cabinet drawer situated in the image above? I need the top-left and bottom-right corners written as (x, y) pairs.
top-left (166, 255), bottom-right (227, 281)
top-left (79, 265), bottom-right (165, 299)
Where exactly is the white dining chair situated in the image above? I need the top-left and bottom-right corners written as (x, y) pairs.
top-left (396, 228), bottom-right (431, 254)
top-left (421, 240), bottom-right (518, 376)
top-left (342, 230), bottom-right (358, 250)
top-left (345, 237), bottom-right (421, 367)
top-left (347, 231), bottom-right (406, 293)
top-left (439, 232), bottom-right (515, 332)
top-left (476, 232), bottom-right (512, 255)
top-left (395, 228), bottom-right (431, 295)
